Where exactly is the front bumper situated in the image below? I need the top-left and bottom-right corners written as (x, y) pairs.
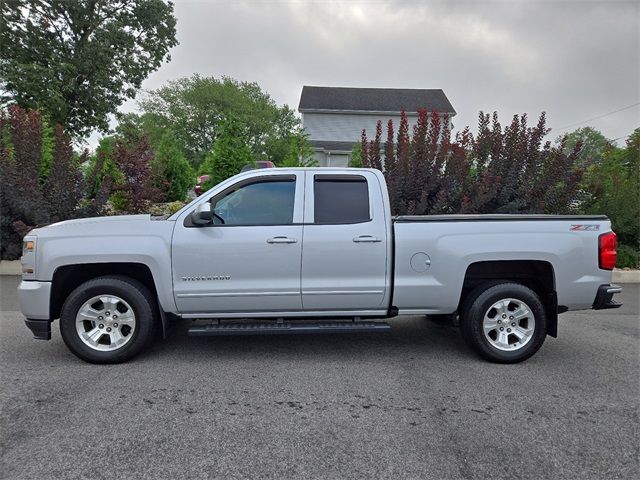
top-left (17, 280), bottom-right (52, 319)
top-left (592, 284), bottom-right (623, 310)
top-left (18, 280), bottom-right (52, 340)
top-left (24, 319), bottom-right (51, 340)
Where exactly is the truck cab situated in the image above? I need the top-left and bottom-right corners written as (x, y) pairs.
top-left (173, 169), bottom-right (391, 317)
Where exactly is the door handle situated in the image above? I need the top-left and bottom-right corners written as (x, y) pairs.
top-left (267, 236), bottom-right (298, 244)
top-left (353, 235), bottom-right (382, 243)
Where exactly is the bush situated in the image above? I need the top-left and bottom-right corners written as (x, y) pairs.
top-left (85, 137), bottom-right (123, 199)
top-left (88, 130), bottom-right (194, 207)
top-left (151, 132), bottom-right (194, 202)
top-left (111, 136), bottom-right (164, 213)
top-left (108, 190), bottom-right (130, 213)
top-left (361, 110), bottom-right (584, 216)
top-left (0, 106), bottom-right (108, 259)
top-left (617, 244), bottom-right (640, 269)
top-left (148, 201), bottom-right (187, 216)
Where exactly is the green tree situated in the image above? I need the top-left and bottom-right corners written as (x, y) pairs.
top-left (0, 0), bottom-right (177, 137)
top-left (40, 120), bottom-right (55, 180)
top-left (278, 132), bottom-right (317, 167)
top-left (559, 127), bottom-right (613, 167)
top-left (115, 111), bottom-right (167, 147)
top-left (349, 142), bottom-right (363, 167)
top-left (151, 131), bottom-right (194, 202)
top-left (136, 75), bottom-right (300, 166)
top-left (199, 117), bottom-right (252, 186)
top-left (107, 115), bottom-right (194, 202)
top-left (85, 136), bottom-right (123, 198)
top-left (580, 129), bottom-right (640, 264)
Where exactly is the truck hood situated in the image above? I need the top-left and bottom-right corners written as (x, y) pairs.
top-left (29, 214), bottom-right (157, 237)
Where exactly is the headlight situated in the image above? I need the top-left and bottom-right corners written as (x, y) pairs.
top-left (22, 238), bottom-right (36, 276)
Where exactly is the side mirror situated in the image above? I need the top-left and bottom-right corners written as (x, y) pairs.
top-left (191, 203), bottom-right (213, 225)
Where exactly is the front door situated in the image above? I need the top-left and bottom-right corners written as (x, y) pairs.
top-left (172, 173), bottom-right (304, 314)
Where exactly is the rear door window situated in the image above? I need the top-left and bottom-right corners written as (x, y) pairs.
top-left (313, 176), bottom-right (370, 224)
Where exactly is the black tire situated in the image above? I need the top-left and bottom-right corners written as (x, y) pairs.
top-left (459, 282), bottom-right (547, 363)
top-left (60, 276), bottom-right (157, 364)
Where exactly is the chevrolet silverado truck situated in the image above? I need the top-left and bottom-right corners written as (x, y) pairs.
top-left (18, 168), bottom-right (622, 364)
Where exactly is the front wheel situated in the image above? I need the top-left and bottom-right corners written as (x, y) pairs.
top-left (460, 282), bottom-right (547, 363)
top-left (60, 276), bottom-right (157, 364)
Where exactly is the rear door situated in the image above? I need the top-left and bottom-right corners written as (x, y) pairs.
top-left (301, 172), bottom-right (388, 311)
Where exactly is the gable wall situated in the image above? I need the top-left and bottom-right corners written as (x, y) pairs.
top-left (302, 112), bottom-right (453, 142)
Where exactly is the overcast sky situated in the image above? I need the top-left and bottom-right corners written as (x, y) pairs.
top-left (118, 0), bottom-right (639, 145)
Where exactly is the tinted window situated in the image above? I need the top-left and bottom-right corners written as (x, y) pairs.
top-left (212, 179), bottom-right (295, 225)
top-left (314, 177), bottom-right (370, 224)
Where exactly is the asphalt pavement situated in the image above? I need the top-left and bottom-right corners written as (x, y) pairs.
top-left (1, 276), bottom-right (638, 480)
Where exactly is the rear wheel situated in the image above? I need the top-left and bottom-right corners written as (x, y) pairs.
top-left (60, 276), bottom-right (156, 364)
top-left (460, 282), bottom-right (547, 363)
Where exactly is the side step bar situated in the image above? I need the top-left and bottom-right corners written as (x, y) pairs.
top-left (188, 320), bottom-right (391, 336)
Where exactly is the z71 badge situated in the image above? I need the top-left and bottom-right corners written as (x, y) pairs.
top-left (570, 224), bottom-right (600, 231)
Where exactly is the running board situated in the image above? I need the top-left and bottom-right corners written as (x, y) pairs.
top-left (188, 320), bottom-right (391, 336)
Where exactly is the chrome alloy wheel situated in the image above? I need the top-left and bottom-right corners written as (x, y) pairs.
top-left (75, 295), bottom-right (136, 351)
top-left (482, 298), bottom-right (535, 351)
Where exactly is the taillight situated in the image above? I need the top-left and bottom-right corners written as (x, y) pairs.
top-left (599, 232), bottom-right (617, 270)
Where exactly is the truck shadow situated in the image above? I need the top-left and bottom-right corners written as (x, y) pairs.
top-left (143, 316), bottom-right (477, 363)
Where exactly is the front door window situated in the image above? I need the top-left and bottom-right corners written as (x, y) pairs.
top-left (212, 179), bottom-right (296, 226)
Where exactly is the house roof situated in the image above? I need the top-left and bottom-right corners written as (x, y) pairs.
top-left (310, 140), bottom-right (356, 152)
top-left (299, 86), bottom-right (455, 114)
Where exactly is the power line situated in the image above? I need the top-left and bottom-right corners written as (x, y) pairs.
top-left (553, 102), bottom-right (640, 132)
top-left (610, 132), bottom-right (634, 144)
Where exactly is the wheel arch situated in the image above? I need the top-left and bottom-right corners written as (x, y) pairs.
top-left (50, 262), bottom-right (169, 337)
top-left (459, 260), bottom-right (559, 337)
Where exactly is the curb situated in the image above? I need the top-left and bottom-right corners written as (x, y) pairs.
top-left (2, 259), bottom-right (639, 282)
top-left (0, 260), bottom-right (21, 275)
top-left (612, 269), bottom-right (640, 284)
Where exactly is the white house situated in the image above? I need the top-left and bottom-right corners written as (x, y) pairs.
top-left (299, 86), bottom-right (456, 167)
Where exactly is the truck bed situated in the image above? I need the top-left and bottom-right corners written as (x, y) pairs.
top-left (391, 214), bottom-right (612, 315)
top-left (395, 214), bottom-right (609, 222)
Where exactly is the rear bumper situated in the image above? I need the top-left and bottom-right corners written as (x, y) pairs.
top-left (592, 284), bottom-right (623, 310)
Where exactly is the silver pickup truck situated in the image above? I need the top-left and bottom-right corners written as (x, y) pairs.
top-left (18, 168), bottom-right (622, 364)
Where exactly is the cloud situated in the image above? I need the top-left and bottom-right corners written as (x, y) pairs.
top-left (114, 0), bottom-right (639, 145)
